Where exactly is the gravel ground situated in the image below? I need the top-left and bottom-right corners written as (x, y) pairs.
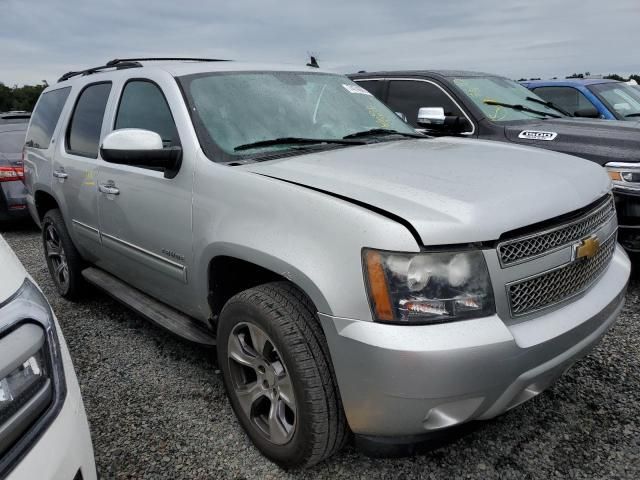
top-left (2, 222), bottom-right (639, 480)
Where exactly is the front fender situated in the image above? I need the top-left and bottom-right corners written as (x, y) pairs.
top-left (191, 159), bottom-right (419, 321)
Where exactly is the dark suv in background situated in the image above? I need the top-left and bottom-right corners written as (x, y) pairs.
top-left (0, 112), bottom-right (31, 223)
top-left (349, 70), bottom-right (640, 252)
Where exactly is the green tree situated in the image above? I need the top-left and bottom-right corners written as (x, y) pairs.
top-left (0, 83), bottom-right (12, 111)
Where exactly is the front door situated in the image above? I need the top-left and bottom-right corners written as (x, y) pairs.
top-left (96, 78), bottom-right (194, 313)
top-left (52, 82), bottom-right (112, 261)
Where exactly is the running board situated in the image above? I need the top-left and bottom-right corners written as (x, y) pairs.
top-left (82, 267), bottom-right (216, 347)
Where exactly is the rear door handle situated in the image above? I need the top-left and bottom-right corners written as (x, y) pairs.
top-left (53, 170), bottom-right (68, 179)
top-left (98, 183), bottom-right (120, 195)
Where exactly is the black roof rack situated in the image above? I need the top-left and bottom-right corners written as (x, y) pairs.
top-left (58, 57), bottom-right (230, 83)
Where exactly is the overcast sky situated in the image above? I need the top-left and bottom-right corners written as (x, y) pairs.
top-left (2, 0), bottom-right (639, 86)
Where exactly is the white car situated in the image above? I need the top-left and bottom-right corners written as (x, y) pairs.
top-left (0, 235), bottom-right (96, 479)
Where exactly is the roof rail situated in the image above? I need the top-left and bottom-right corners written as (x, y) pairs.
top-left (106, 57), bottom-right (230, 66)
top-left (57, 61), bottom-right (142, 83)
top-left (57, 57), bottom-right (230, 83)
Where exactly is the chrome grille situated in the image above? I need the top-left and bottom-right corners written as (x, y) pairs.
top-left (498, 196), bottom-right (615, 267)
top-left (507, 233), bottom-right (616, 316)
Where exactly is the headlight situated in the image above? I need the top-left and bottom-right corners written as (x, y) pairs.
top-left (363, 248), bottom-right (495, 324)
top-left (0, 279), bottom-right (65, 475)
top-left (606, 162), bottom-right (640, 192)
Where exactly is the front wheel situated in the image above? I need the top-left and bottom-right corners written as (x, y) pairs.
top-left (217, 282), bottom-right (348, 468)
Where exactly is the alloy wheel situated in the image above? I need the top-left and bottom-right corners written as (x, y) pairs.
top-left (227, 322), bottom-right (296, 445)
top-left (44, 224), bottom-right (69, 292)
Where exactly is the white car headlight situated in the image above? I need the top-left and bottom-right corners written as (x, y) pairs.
top-left (0, 279), bottom-right (65, 474)
top-left (363, 248), bottom-right (495, 324)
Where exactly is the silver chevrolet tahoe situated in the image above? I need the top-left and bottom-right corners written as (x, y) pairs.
top-left (22, 58), bottom-right (630, 467)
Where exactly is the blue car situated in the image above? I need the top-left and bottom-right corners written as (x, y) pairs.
top-left (522, 78), bottom-right (640, 121)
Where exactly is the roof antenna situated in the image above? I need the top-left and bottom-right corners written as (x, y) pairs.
top-left (307, 55), bottom-right (319, 68)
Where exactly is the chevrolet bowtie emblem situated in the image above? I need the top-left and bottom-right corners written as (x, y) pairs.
top-left (574, 236), bottom-right (600, 260)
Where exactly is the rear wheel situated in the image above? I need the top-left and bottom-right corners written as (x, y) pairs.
top-left (217, 281), bottom-right (348, 467)
top-left (42, 209), bottom-right (86, 300)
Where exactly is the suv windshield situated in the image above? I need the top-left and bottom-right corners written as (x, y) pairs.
top-left (452, 77), bottom-right (562, 122)
top-left (589, 82), bottom-right (640, 119)
top-left (179, 71), bottom-right (416, 161)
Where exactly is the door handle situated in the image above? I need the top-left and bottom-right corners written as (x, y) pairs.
top-left (98, 183), bottom-right (120, 195)
top-left (53, 170), bottom-right (68, 179)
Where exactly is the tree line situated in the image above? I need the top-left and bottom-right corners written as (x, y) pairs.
top-left (3, 71), bottom-right (640, 113)
top-left (518, 72), bottom-right (640, 82)
top-left (0, 82), bottom-right (48, 112)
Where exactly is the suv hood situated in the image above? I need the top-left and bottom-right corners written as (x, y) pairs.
top-left (243, 137), bottom-right (610, 246)
top-left (503, 118), bottom-right (640, 166)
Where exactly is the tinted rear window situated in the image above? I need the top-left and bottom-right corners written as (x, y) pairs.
top-left (66, 83), bottom-right (111, 158)
top-left (25, 88), bottom-right (71, 149)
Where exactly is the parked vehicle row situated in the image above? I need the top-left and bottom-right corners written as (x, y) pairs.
top-left (16, 58), bottom-right (630, 468)
top-left (349, 70), bottom-right (640, 251)
top-left (0, 114), bottom-right (30, 223)
top-left (523, 78), bottom-right (640, 121)
top-left (0, 235), bottom-right (96, 480)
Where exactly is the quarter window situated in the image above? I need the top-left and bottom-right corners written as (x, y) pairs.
top-left (66, 83), bottom-right (111, 158)
top-left (25, 87), bottom-right (71, 149)
top-left (386, 80), bottom-right (465, 127)
top-left (115, 81), bottom-right (179, 146)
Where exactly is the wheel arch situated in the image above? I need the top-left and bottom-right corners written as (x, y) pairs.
top-left (203, 243), bottom-right (332, 321)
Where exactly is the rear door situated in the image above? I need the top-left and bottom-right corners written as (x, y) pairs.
top-left (52, 82), bottom-right (112, 260)
top-left (96, 77), bottom-right (195, 313)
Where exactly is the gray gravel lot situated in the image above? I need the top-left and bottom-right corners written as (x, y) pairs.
top-left (2, 223), bottom-right (639, 479)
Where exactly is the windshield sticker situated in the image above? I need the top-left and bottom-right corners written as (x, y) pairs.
top-left (518, 130), bottom-right (558, 141)
top-left (343, 84), bottom-right (372, 95)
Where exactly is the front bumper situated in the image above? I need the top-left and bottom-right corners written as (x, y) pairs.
top-left (6, 317), bottom-right (96, 480)
top-left (320, 245), bottom-right (630, 438)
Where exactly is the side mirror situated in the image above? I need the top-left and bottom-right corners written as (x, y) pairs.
top-left (417, 107), bottom-right (470, 134)
top-left (573, 107), bottom-right (600, 118)
top-left (417, 107), bottom-right (446, 126)
top-left (100, 129), bottom-right (182, 178)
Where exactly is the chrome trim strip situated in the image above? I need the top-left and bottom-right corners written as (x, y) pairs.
top-left (353, 77), bottom-right (476, 136)
top-left (71, 219), bottom-right (99, 233)
top-left (505, 230), bottom-right (617, 318)
top-left (497, 195), bottom-right (615, 268)
top-left (604, 161), bottom-right (640, 169)
top-left (100, 232), bottom-right (186, 271)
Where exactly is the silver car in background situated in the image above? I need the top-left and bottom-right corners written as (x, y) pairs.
top-left (23, 59), bottom-right (630, 467)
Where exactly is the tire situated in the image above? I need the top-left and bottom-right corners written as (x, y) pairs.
top-left (41, 209), bottom-right (86, 300)
top-left (217, 281), bottom-right (348, 468)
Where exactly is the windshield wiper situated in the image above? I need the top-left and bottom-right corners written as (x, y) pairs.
top-left (525, 96), bottom-right (572, 117)
top-left (483, 100), bottom-right (561, 119)
top-left (343, 128), bottom-right (424, 139)
top-left (625, 113), bottom-right (640, 118)
top-left (234, 137), bottom-right (364, 151)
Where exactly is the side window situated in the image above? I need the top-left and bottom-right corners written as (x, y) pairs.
top-left (355, 80), bottom-right (387, 101)
top-left (66, 83), bottom-right (111, 158)
top-left (25, 87), bottom-right (71, 149)
top-left (386, 80), bottom-right (465, 127)
top-left (532, 87), bottom-right (593, 115)
top-left (115, 81), bottom-right (179, 146)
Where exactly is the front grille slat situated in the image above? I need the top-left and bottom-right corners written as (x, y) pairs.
top-left (498, 196), bottom-right (615, 266)
top-left (507, 233), bottom-right (616, 316)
